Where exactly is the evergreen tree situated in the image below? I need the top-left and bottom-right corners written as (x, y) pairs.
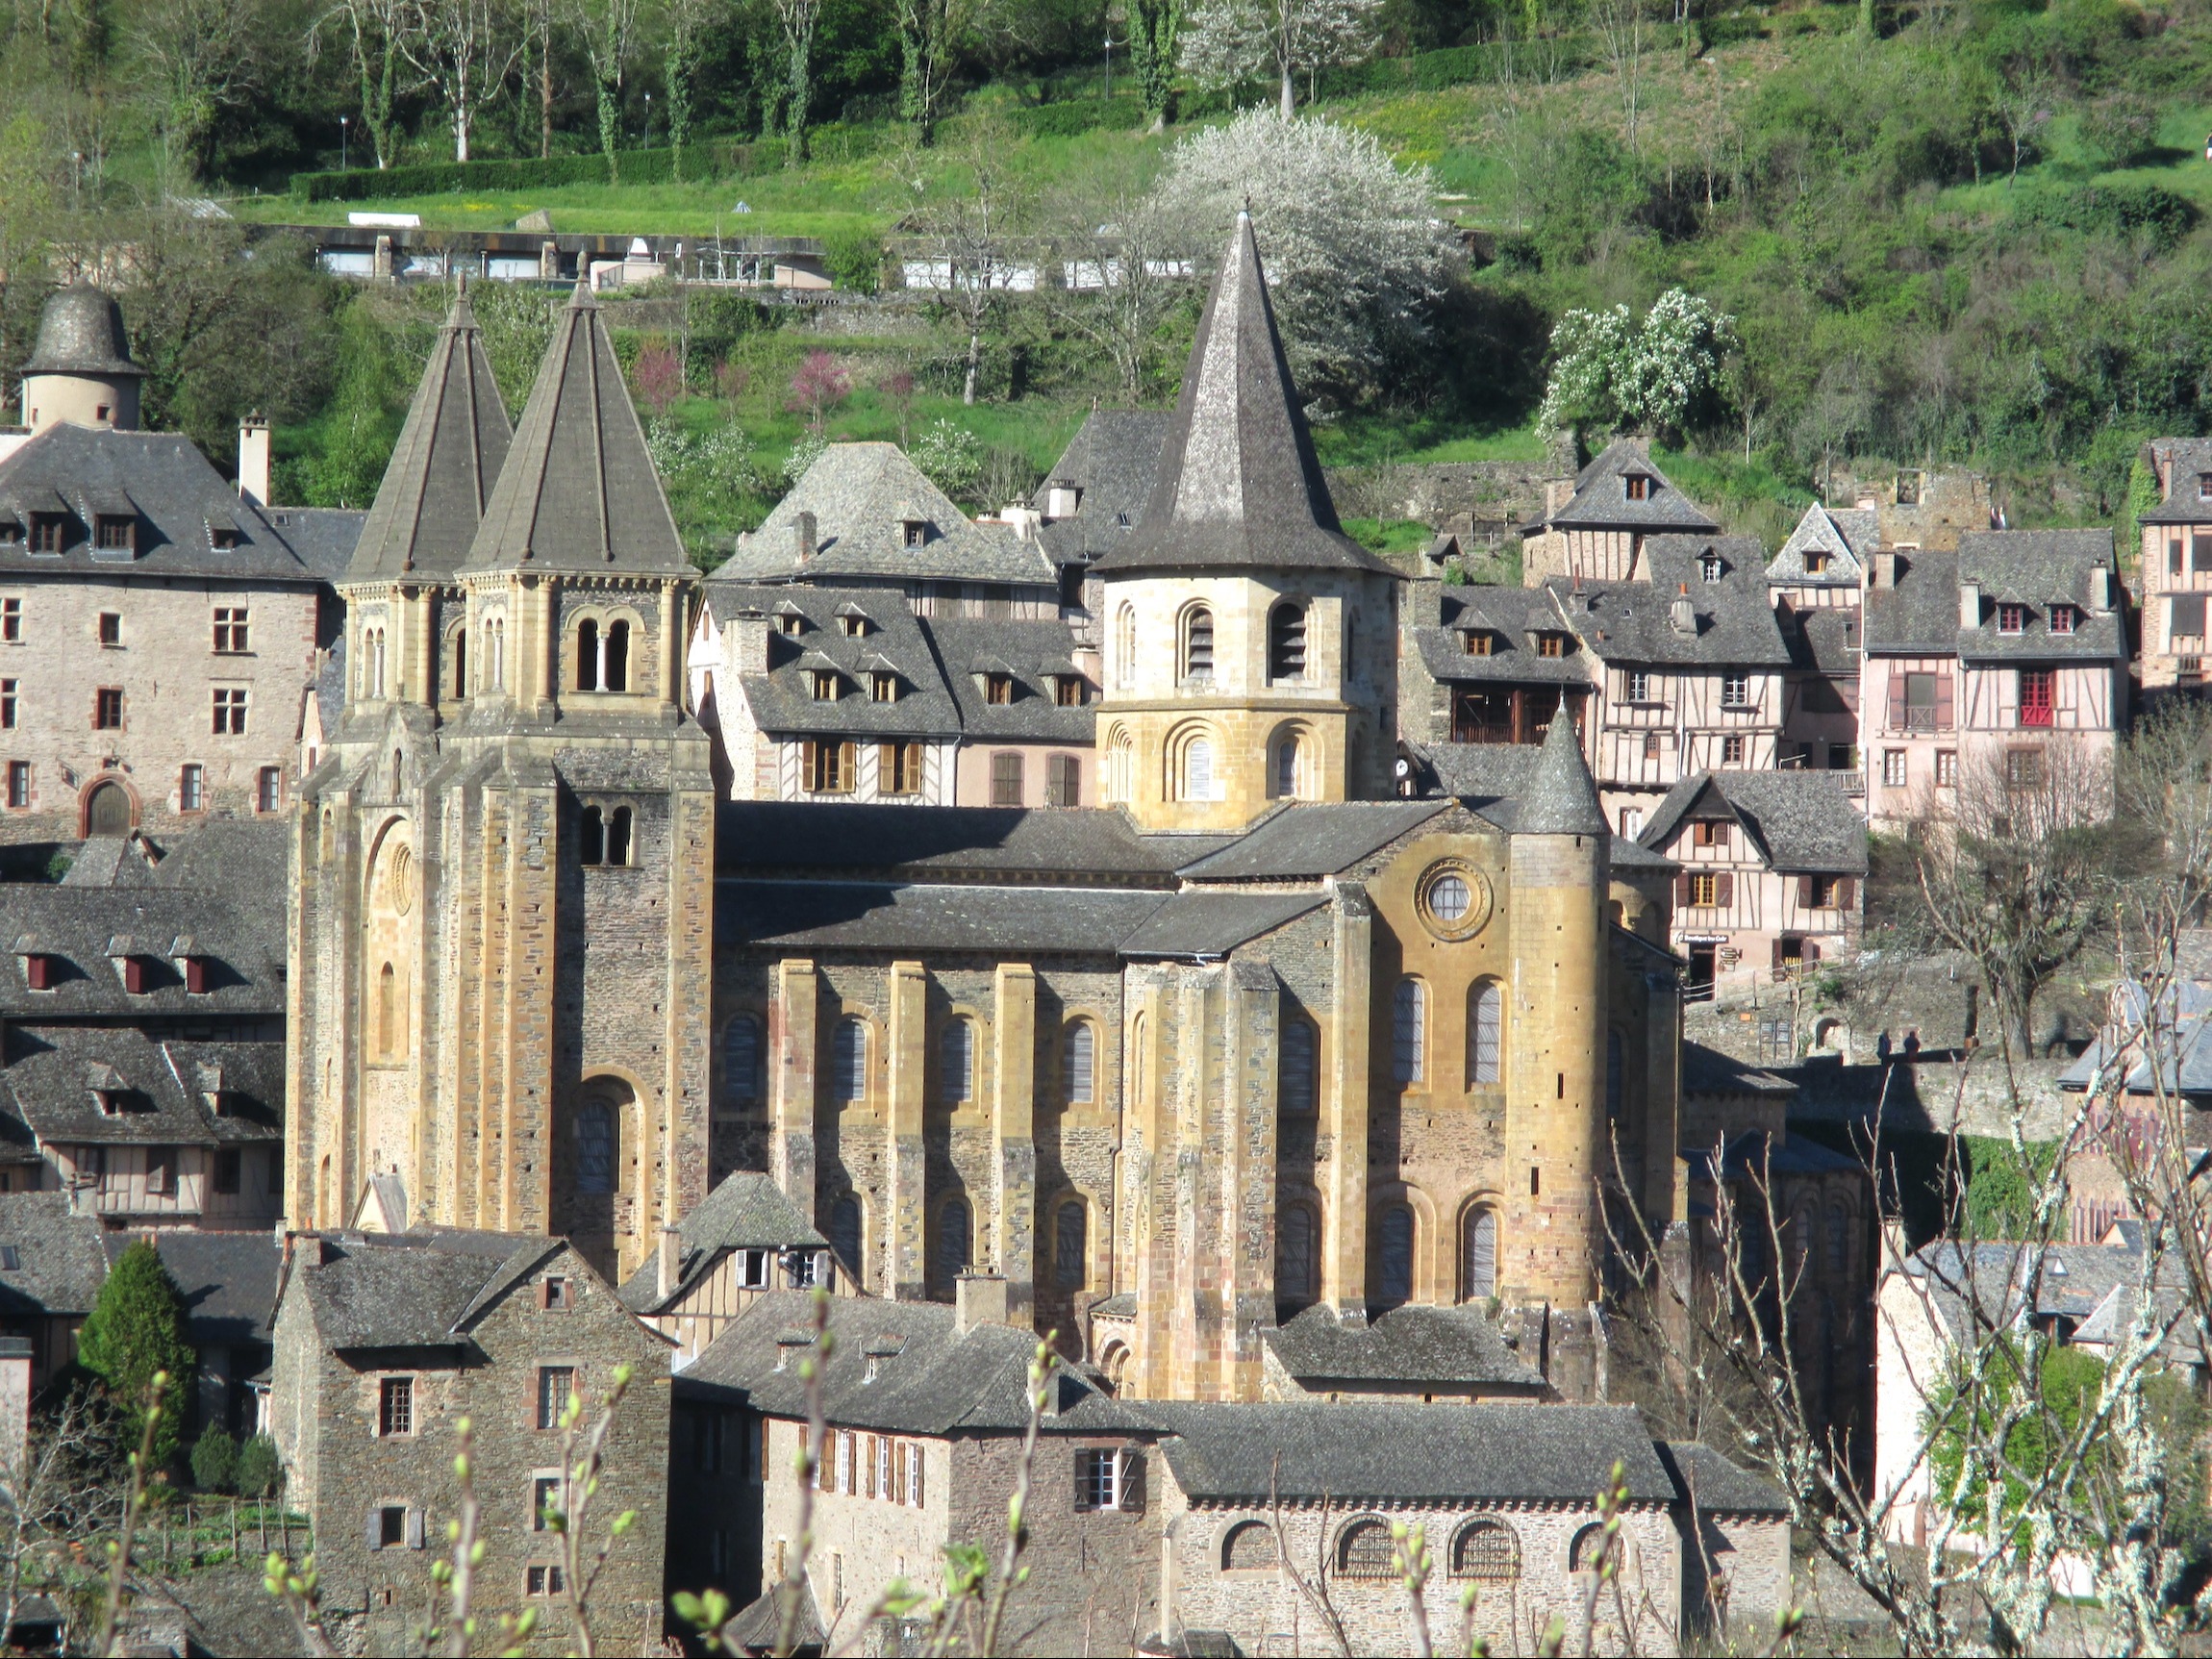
top-left (235, 1434), bottom-right (282, 1501)
top-left (78, 1240), bottom-right (196, 1467)
top-left (190, 1422), bottom-right (238, 1493)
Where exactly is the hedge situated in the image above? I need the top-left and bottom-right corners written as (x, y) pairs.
top-left (1013, 98), bottom-right (1148, 139)
top-left (290, 138), bottom-right (787, 202)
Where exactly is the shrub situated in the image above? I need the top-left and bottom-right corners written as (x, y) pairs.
top-left (235, 1434), bottom-right (282, 1500)
top-left (78, 1240), bottom-right (195, 1467)
top-left (822, 229), bottom-right (885, 295)
top-left (632, 343), bottom-right (684, 415)
top-left (2078, 91), bottom-right (2161, 168)
top-left (289, 139), bottom-right (786, 202)
top-left (190, 1423), bottom-right (238, 1493)
top-left (782, 430), bottom-right (828, 486)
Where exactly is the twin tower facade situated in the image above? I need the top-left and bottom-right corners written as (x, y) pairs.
top-left (289, 226), bottom-right (1681, 1402)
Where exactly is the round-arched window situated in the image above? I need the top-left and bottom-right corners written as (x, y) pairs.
top-left (1269, 603), bottom-right (1307, 682)
top-left (723, 1015), bottom-right (761, 1105)
top-left (1181, 607), bottom-right (1215, 681)
top-left (941, 1018), bottom-right (975, 1103)
top-left (1570, 1523), bottom-right (1610, 1575)
top-left (1377, 1205), bottom-right (1414, 1305)
top-left (1467, 980), bottom-right (1503, 1085)
top-left (1064, 1021), bottom-right (1095, 1104)
top-left (1182, 737), bottom-right (1215, 802)
top-left (1392, 979), bottom-right (1425, 1085)
top-left (1223, 1521), bottom-right (1278, 1571)
top-left (1053, 1198), bottom-right (1087, 1291)
top-left (828, 1194), bottom-right (863, 1280)
top-left (1277, 1204), bottom-right (1317, 1303)
top-left (1463, 1208), bottom-right (1497, 1300)
top-left (1336, 1518), bottom-right (1395, 1580)
top-left (1452, 1520), bottom-right (1521, 1581)
top-left (1280, 1016), bottom-right (1318, 1115)
top-left (574, 1100), bottom-right (616, 1195)
top-left (831, 1018), bottom-right (867, 1103)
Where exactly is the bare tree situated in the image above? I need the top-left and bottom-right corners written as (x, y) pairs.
top-left (910, 132), bottom-right (1029, 406)
top-left (1590, 0), bottom-right (1651, 156)
top-left (127, 0), bottom-right (262, 183)
top-left (895, 0), bottom-right (983, 143)
top-left (564, 0), bottom-right (642, 175)
top-left (1043, 187), bottom-right (1194, 403)
top-left (313, 0), bottom-right (419, 169)
top-left (397, 0), bottom-right (523, 162)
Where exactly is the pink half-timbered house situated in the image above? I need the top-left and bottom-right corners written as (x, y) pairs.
top-left (2137, 438), bottom-right (2212, 696)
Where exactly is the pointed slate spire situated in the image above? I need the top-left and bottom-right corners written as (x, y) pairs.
top-left (1093, 213), bottom-right (1395, 577)
top-left (349, 283), bottom-right (513, 584)
top-left (464, 281), bottom-right (690, 574)
top-left (1519, 711), bottom-right (1608, 837)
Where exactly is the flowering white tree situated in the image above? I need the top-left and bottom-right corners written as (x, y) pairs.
top-left (1178, 0), bottom-right (1382, 116)
top-left (1538, 287), bottom-right (1735, 440)
top-left (1147, 110), bottom-right (1454, 404)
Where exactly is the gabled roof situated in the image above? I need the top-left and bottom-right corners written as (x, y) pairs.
top-left (1954, 529), bottom-right (2124, 664)
top-left (715, 801), bottom-right (1216, 885)
top-left (1547, 538), bottom-right (1789, 667)
top-left (707, 582), bottom-right (962, 741)
top-left (5, 1029), bottom-right (282, 1148)
top-left (348, 286), bottom-right (511, 584)
top-left (716, 881), bottom-right (1167, 957)
top-left (1175, 801), bottom-right (1450, 881)
top-left (1535, 440), bottom-right (1719, 535)
top-left (463, 284), bottom-right (689, 575)
top-left (1769, 503), bottom-right (1875, 586)
top-left (1091, 215), bottom-right (1395, 579)
top-left (0, 1193), bottom-right (110, 1319)
top-left (284, 1228), bottom-right (571, 1349)
top-left (716, 443), bottom-right (1053, 588)
top-left (921, 616), bottom-right (1095, 743)
top-left (1262, 1302), bottom-right (1545, 1390)
top-left (1033, 410), bottom-right (1172, 566)
top-left (1658, 1442), bottom-right (1790, 1517)
top-left (617, 1171), bottom-right (829, 1314)
top-left (1415, 586), bottom-right (1588, 686)
top-left (1639, 770), bottom-right (1868, 874)
top-left (110, 1228), bottom-right (283, 1345)
top-left (2140, 438), bottom-right (2212, 526)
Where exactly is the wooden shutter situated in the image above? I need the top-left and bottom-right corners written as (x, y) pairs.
top-left (1888, 667), bottom-right (1907, 728)
top-left (1837, 877), bottom-right (1856, 910)
top-left (1716, 872), bottom-right (1734, 907)
top-left (1118, 1448), bottom-right (1146, 1513)
top-left (1073, 1447), bottom-right (1094, 1511)
top-left (911, 1443), bottom-right (924, 1507)
top-left (1675, 872), bottom-right (1692, 905)
top-left (1805, 941), bottom-right (1822, 964)
top-left (1772, 938), bottom-right (1784, 972)
top-left (1934, 673), bottom-right (1954, 730)
top-left (365, 1508), bottom-right (382, 1550)
top-left (407, 1507), bottom-right (425, 1548)
top-left (1797, 874), bottom-right (1813, 906)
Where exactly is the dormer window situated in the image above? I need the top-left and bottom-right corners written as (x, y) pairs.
top-left (986, 672), bottom-right (1015, 706)
top-left (210, 523), bottom-right (239, 550)
top-left (1464, 629), bottom-right (1494, 656)
top-left (1534, 632), bottom-right (1566, 659)
top-left (0, 517), bottom-right (20, 546)
top-left (113, 955), bottom-right (148, 994)
top-left (2049, 605), bottom-right (2076, 636)
top-left (179, 956), bottom-right (211, 994)
top-left (28, 515), bottom-right (65, 555)
top-left (19, 952), bottom-right (53, 992)
top-left (2198, 473), bottom-right (2211, 502)
top-left (1054, 674), bottom-right (1085, 707)
top-left (773, 605), bottom-right (806, 637)
top-left (93, 515), bottom-right (135, 555)
top-left (901, 519), bottom-right (927, 548)
top-left (837, 607), bottom-right (871, 638)
top-left (1804, 551), bottom-right (1829, 575)
top-left (91, 1086), bottom-right (123, 1117)
top-left (1624, 474), bottom-right (1651, 502)
top-left (1699, 553), bottom-right (1723, 584)
top-left (871, 671), bottom-right (899, 703)
top-left (809, 669), bottom-right (841, 701)
top-left (1998, 603), bottom-right (2026, 636)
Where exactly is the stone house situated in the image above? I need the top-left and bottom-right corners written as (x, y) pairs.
top-left (1842, 467), bottom-right (1994, 554)
top-left (0, 1192), bottom-right (111, 1390)
top-left (1636, 770), bottom-right (1866, 996)
top-left (1520, 440), bottom-right (1722, 587)
top-left (2135, 436), bottom-right (2212, 695)
top-left (0, 285), bottom-right (358, 842)
top-left (1858, 531), bottom-right (2125, 832)
top-left (617, 1170), bottom-right (844, 1368)
top-left (268, 1226), bottom-right (673, 1655)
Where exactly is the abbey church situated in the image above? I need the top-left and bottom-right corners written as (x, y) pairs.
top-left (288, 216), bottom-right (1696, 1406)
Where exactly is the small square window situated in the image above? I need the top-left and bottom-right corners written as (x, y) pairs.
top-left (1998, 603), bottom-right (2026, 635)
top-left (1936, 749), bottom-right (1958, 787)
top-left (542, 1276), bottom-right (571, 1311)
top-left (1464, 630), bottom-right (1493, 656)
top-left (1804, 551), bottom-right (1829, 575)
top-left (1883, 749), bottom-right (1907, 788)
top-left (986, 673), bottom-right (1015, 706)
top-left (1625, 670), bottom-right (1650, 703)
top-left (1535, 633), bottom-right (1565, 659)
top-left (214, 608), bottom-right (250, 653)
top-left (1076, 1448), bottom-right (1121, 1510)
top-left (1722, 734), bottom-right (1746, 766)
top-left (1, 599), bottom-right (19, 642)
top-left (379, 1505), bottom-right (408, 1548)
top-left (809, 670), bottom-right (839, 702)
top-left (213, 688), bottom-right (248, 736)
top-left (2049, 605), bottom-right (2075, 636)
top-left (1623, 475), bottom-right (1650, 502)
top-left (870, 672), bottom-right (897, 703)
top-left (1722, 672), bottom-right (1750, 709)
top-left (95, 689), bottom-right (123, 730)
top-left (180, 765), bottom-right (204, 812)
top-left (1054, 675), bottom-right (1084, 707)
top-left (1694, 820), bottom-right (1726, 848)
top-left (97, 613), bottom-right (120, 646)
top-left (1689, 871), bottom-right (1719, 907)
top-left (28, 516), bottom-right (64, 555)
top-left (526, 1564), bottom-right (565, 1596)
top-left (93, 516), bottom-right (133, 554)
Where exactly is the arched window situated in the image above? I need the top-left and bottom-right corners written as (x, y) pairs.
top-left (1280, 1017), bottom-right (1318, 1115)
top-left (576, 618), bottom-right (599, 691)
top-left (1826, 1203), bottom-right (1851, 1276)
top-left (936, 1198), bottom-right (972, 1287)
top-left (829, 1194), bottom-right (863, 1281)
top-left (604, 620), bottom-right (630, 692)
top-left (1064, 1021), bottom-right (1094, 1104)
top-left (724, 1015), bottom-right (761, 1105)
top-left (1274, 735), bottom-right (1300, 799)
top-left (1105, 728), bottom-right (1133, 805)
top-left (370, 628), bottom-right (387, 698)
top-left (941, 1018), bottom-right (974, 1103)
top-left (579, 805), bottom-right (605, 866)
top-left (831, 1018), bottom-right (867, 1103)
top-left (1336, 1519), bottom-right (1395, 1579)
top-left (1277, 1204), bottom-right (1316, 1302)
top-left (1570, 1524), bottom-right (1609, 1575)
top-left (1466, 981), bottom-right (1502, 1086)
top-left (1223, 1521), bottom-right (1278, 1571)
top-left (390, 749), bottom-right (404, 796)
top-left (1053, 1198), bottom-right (1087, 1291)
top-left (1377, 1205), bottom-right (1414, 1305)
top-left (1451, 1520), bottom-right (1521, 1582)
top-left (1130, 1013), bottom-right (1147, 1108)
top-left (574, 1100), bottom-right (616, 1195)
top-left (377, 962), bottom-right (396, 1057)
top-left (1392, 979), bottom-right (1425, 1086)
top-left (1463, 1208), bottom-right (1497, 1300)
top-left (1181, 606), bottom-right (1214, 680)
top-left (1116, 604), bottom-right (1136, 688)
top-left (1606, 1028), bottom-right (1625, 1119)
top-left (1269, 602), bottom-right (1307, 681)
top-left (606, 806), bottom-right (633, 867)
top-left (450, 628), bottom-right (467, 700)
top-left (1182, 737), bottom-right (1214, 802)
top-left (489, 616), bottom-right (506, 690)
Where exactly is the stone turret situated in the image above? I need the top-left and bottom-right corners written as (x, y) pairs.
top-left (21, 284), bottom-right (144, 434)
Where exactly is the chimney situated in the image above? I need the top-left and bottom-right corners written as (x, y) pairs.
top-left (1045, 483), bottom-right (1080, 518)
top-left (955, 1273), bottom-right (1010, 1334)
top-left (1871, 550), bottom-right (1898, 591)
top-left (2089, 566), bottom-right (2113, 614)
top-left (1670, 583), bottom-right (1696, 636)
top-left (733, 608), bottom-right (771, 674)
top-left (1958, 579), bottom-right (1981, 630)
top-left (238, 416), bottom-right (271, 507)
top-left (1544, 479), bottom-right (1575, 516)
top-left (793, 511), bottom-right (817, 562)
top-left (657, 1227), bottom-right (683, 1299)
top-left (0, 1337), bottom-right (28, 1480)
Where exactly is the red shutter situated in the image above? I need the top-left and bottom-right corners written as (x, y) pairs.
top-left (1797, 874), bottom-right (1813, 906)
top-left (1772, 938), bottom-right (1784, 971)
top-left (1934, 673), bottom-right (1954, 731)
top-left (1804, 941), bottom-right (1822, 964)
top-left (1838, 877), bottom-right (1856, 910)
top-left (1716, 872), bottom-right (1734, 907)
top-left (1888, 668), bottom-right (1908, 728)
top-left (1675, 873), bottom-right (1692, 905)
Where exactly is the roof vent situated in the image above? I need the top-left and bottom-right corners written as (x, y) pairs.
top-left (1670, 584), bottom-right (1696, 636)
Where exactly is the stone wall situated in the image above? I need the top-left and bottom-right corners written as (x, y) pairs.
top-left (1324, 463), bottom-right (1557, 536)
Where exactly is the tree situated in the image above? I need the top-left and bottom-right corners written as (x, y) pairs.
top-left (1146, 110), bottom-right (1453, 406)
top-left (909, 132), bottom-right (1029, 405)
top-left (126, 0), bottom-right (262, 182)
top-left (913, 416), bottom-right (982, 499)
top-left (895, 0), bottom-right (981, 142)
top-left (314, 0), bottom-right (418, 168)
top-left (1122, 0), bottom-right (1181, 131)
top-left (234, 1434), bottom-right (282, 1501)
top-left (660, 0), bottom-right (722, 178)
top-left (1046, 186), bottom-right (1194, 402)
top-left (785, 348), bottom-right (851, 430)
top-left (770, 0), bottom-right (821, 160)
top-left (1178, 0), bottom-right (1380, 117)
top-left (189, 1423), bottom-right (237, 1493)
top-left (1537, 288), bottom-right (1736, 441)
top-left (397, 0), bottom-right (523, 162)
top-left (77, 1241), bottom-right (194, 1468)
top-left (632, 340), bottom-right (684, 413)
top-left (565, 0), bottom-right (643, 177)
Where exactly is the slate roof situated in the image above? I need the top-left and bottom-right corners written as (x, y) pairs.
top-left (346, 287), bottom-right (511, 584)
top-left (716, 443), bottom-right (1052, 588)
top-left (1533, 440), bottom-right (1719, 536)
top-left (1862, 549), bottom-right (1960, 654)
top-left (1262, 1302), bottom-right (1545, 1390)
top-left (1786, 606), bottom-right (1863, 676)
top-left (112, 1229), bottom-right (283, 1345)
top-left (463, 284), bottom-right (689, 575)
top-left (2140, 439), bottom-right (2212, 527)
top-left (0, 1194), bottom-right (110, 1318)
top-left (275, 508), bottom-right (366, 581)
top-left (2071, 1275), bottom-right (2206, 1366)
top-left (1518, 711), bottom-right (1610, 837)
top-left (688, 1291), bottom-right (1154, 1435)
top-left (1768, 504), bottom-right (1876, 587)
top-left (2058, 980), bottom-right (2212, 1098)
top-left (717, 881), bottom-right (1165, 956)
top-left (1658, 1442), bottom-right (1790, 1516)
top-left (1416, 586), bottom-right (1588, 687)
top-left (1149, 1401), bottom-right (1677, 1504)
top-left (1955, 529), bottom-right (2124, 664)
top-left (0, 882), bottom-right (284, 1018)
top-left (62, 817), bottom-right (291, 900)
top-left (24, 284), bottom-right (142, 378)
top-left (1175, 802), bottom-right (1449, 881)
top-left (1895, 1239), bottom-right (2148, 1336)
top-left (0, 426), bottom-right (343, 583)
top-left (1679, 1045), bottom-right (1795, 1100)
top-left (618, 1172), bottom-right (829, 1315)
top-left (709, 583), bottom-right (961, 740)
top-left (4, 1029), bottom-right (283, 1147)
top-left (1033, 410), bottom-right (1172, 566)
top-left (1119, 891), bottom-right (1323, 959)
top-left (1091, 215), bottom-right (1395, 579)
top-left (1641, 770), bottom-right (1867, 874)
top-left (924, 616), bottom-right (1096, 743)
top-left (1546, 538), bottom-right (1790, 667)
top-left (285, 1229), bottom-right (566, 1349)
top-left (716, 801), bottom-right (1217, 885)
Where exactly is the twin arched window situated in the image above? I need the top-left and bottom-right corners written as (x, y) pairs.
top-left (832, 1018), bottom-right (867, 1103)
top-left (361, 625), bottom-right (389, 699)
top-left (941, 1018), bottom-right (975, 1104)
top-left (576, 617), bottom-right (631, 692)
top-left (482, 614), bottom-right (506, 691)
top-left (1269, 602), bottom-right (1307, 681)
top-left (1181, 606), bottom-right (1214, 681)
top-left (1466, 981), bottom-right (1502, 1086)
top-left (579, 804), bottom-right (634, 867)
top-left (1280, 1016), bottom-right (1318, 1114)
top-left (1392, 979), bottom-right (1425, 1086)
top-left (724, 1015), bottom-right (762, 1105)
top-left (1064, 1021), bottom-right (1094, 1104)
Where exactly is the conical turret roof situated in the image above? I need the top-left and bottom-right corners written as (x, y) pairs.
top-left (348, 284), bottom-right (512, 583)
top-left (464, 282), bottom-right (690, 574)
top-left (1518, 711), bottom-right (1608, 837)
top-left (1092, 214), bottom-right (1395, 578)
top-left (24, 283), bottom-right (141, 378)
